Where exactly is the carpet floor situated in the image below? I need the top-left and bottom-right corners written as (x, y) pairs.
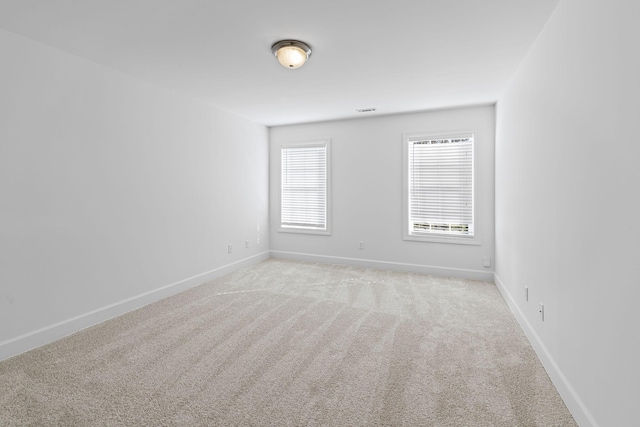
top-left (0, 259), bottom-right (576, 426)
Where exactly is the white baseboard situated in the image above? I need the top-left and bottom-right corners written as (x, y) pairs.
top-left (270, 250), bottom-right (494, 281)
top-left (493, 273), bottom-right (598, 427)
top-left (0, 251), bottom-right (270, 362)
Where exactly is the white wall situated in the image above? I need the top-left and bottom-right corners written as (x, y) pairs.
top-left (270, 106), bottom-right (495, 279)
top-left (495, 0), bottom-right (640, 426)
top-left (0, 29), bottom-right (269, 360)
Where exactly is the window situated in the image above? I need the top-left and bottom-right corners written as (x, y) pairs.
top-left (280, 140), bottom-right (331, 234)
top-left (403, 132), bottom-right (478, 244)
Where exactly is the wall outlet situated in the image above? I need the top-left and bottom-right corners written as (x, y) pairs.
top-left (539, 303), bottom-right (545, 321)
top-left (482, 257), bottom-right (491, 268)
top-left (228, 244), bottom-right (232, 254)
top-left (245, 240), bottom-right (249, 249)
top-left (358, 241), bottom-right (364, 250)
top-left (524, 286), bottom-right (529, 302)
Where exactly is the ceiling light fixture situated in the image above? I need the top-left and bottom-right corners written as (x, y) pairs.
top-left (271, 40), bottom-right (312, 69)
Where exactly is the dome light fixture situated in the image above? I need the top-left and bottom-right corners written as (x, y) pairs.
top-left (271, 40), bottom-right (312, 69)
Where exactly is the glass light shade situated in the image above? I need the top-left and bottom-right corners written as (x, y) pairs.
top-left (271, 40), bottom-right (312, 69)
top-left (276, 46), bottom-right (308, 69)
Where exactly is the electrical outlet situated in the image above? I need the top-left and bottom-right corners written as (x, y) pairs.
top-left (228, 244), bottom-right (233, 254)
top-left (482, 257), bottom-right (491, 268)
top-left (524, 286), bottom-right (529, 302)
top-left (245, 240), bottom-right (249, 249)
top-left (539, 303), bottom-right (545, 321)
top-left (358, 241), bottom-right (364, 250)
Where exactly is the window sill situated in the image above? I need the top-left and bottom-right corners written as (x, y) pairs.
top-left (403, 233), bottom-right (481, 246)
top-left (279, 227), bottom-right (332, 236)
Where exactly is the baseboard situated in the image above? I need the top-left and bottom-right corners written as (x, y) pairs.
top-left (270, 250), bottom-right (493, 281)
top-left (493, 273), bottom-right (598, 427)
top-left (0, 251), bottom-right (270, 362)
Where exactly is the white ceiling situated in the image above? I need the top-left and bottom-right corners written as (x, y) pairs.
top-left (0, 0), bottom-right (559, 126)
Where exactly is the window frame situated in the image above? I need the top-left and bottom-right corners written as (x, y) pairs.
top-left (402, 131), bottom-right (481, 245)
top-left (279, 139), bottom-right (332, 236)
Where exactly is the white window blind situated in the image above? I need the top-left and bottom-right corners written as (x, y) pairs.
top-left (281, 143), bottom-right (327, 231)
top-left (408, 135), bottom-right (474, 236)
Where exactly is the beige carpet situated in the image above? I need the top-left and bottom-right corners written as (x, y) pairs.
top-left (0, 259), bottom-right (576, 426)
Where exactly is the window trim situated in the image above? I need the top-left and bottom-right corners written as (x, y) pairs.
top-left (402, 131), bottom-right (481, 245)
top-left (278, 139), bottom-right (332, 236)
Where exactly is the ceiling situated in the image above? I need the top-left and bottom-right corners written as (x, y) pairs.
top-left (0, 0), bottom-right (559, 127)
